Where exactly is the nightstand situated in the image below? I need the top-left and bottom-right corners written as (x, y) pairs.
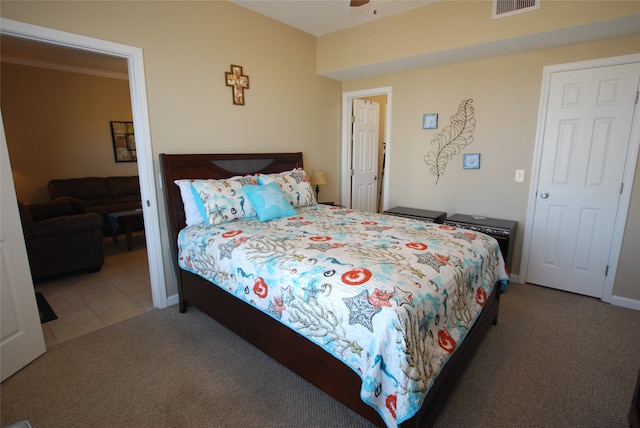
top-left (444, 214), bottom-right (517, 273)
top-left (383, 206), bottom-right (447, 224)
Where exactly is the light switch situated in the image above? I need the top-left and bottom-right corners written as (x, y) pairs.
top-left (515, 170), bottom-right (525, 183)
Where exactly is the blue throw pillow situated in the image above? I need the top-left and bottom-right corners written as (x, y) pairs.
top-left (243, 182), bottom-right (297, 222)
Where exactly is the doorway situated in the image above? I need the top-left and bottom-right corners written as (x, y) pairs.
top-left (342, 87), bottom-right (392, 212)
top-left (0, 20), bottom-right (165, 309)
top-left (520, 54), bottom-right (640, 302)
top-left (351, 98), bottom-right (380, 212)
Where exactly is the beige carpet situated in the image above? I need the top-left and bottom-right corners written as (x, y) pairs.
top-left (2, 283), bottom-right (639, 427)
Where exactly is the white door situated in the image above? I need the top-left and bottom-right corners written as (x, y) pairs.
top-left (351, 99), bottom-right (379, 212)
top-left (527, 62), bottom-right (640, 298)
top-left (1, 115), bottom-right (46, 382)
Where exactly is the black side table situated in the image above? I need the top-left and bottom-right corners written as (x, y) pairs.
top-left (384, 206), bottom-right (447, 224)
top-left (107, 209), bottom-right (144, 251)
top-left (444, 214), bottom-right (517, 273)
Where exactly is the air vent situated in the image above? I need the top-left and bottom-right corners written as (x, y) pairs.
top-left (493, 0), bottom-right (540, 18)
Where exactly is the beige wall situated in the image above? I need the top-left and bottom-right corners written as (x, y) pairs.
top-left (0, 1), bottom-right (342, 299)
top-left (342, 35), bottom-right (640, 300)
top-left (614, 148), bottom-right (640, 301)
top-left (324, 0), bottom-right (640, 301)
top-left (1, 63), bottom-right (136, 203)
top-left (317, 0), bottom-right (640, 76)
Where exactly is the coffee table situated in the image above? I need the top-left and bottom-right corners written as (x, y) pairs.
top-left (107, 209), bottom-right (144, 251)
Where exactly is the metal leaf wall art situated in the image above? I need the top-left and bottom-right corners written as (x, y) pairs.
top-left (424, 99), bottom-right (476, 184)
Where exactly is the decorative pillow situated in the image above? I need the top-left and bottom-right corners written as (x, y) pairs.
top-left (228, 175), bottom-right (257, 186)
top-left (257, 168), bottom-right (317, 208)
top-left (190, 177), bottom-right (257, 226)
top-left (174, 179), bottom-right (205, 226)
top-left (243, 182), bottom-right (297, 222)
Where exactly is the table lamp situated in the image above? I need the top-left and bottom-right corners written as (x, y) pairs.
top-left (310, 170), bottom-right (327, 202)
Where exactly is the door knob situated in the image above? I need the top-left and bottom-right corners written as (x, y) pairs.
top-left (540, 192), bottom-right (549, 199)
top-left (374, 175), bottom-right (378, 180)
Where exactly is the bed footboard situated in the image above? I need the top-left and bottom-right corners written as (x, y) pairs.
top-left (180, 269), bottom-right (384, 425)
top-left (180, 268), bottom-right (500, 427)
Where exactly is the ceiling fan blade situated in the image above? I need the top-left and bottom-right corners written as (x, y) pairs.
top-left (350, 0), bottom-right (369, 6)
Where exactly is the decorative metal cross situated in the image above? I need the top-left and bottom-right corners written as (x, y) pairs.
top-left (225, 64), bottom-right (250, 105)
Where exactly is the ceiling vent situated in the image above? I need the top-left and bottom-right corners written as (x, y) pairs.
top-left (493, 0), bottom-right (540, 18)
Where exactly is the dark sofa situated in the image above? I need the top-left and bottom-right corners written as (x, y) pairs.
top-left (48, 176), bottom-right (143, 236)
top-left (18, 199), bottom-right (104, 281)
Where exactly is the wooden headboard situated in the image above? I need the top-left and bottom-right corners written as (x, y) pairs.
top-left (159, 152), bottom-right (304, 279)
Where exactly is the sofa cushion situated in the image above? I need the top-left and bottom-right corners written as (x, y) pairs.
top-left (49, 177), bottom-right (110, 200)
top-left (49, 178), bottom-right (114, 209)
top-left (107, 176), bottom-right (140, 198)
top-left (52, 196), bottom-right (86, 213)
top-left (28, 199), bottom-right (76, 222)
top-left (31, 213), bottom-right (104, 238)
top-left (108, 177), bottom-right (141, 207)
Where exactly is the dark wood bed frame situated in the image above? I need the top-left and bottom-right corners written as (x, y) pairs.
top-left (160, 152), bottom-right (501, 427)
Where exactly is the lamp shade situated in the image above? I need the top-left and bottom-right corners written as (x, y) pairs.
top-left (310, 170), bottom-right (327, 186)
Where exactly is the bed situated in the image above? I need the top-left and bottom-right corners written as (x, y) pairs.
top-left (160, 152), bottom-right (508, 427)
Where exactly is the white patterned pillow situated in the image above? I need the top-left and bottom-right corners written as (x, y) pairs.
top-left (190, 176), bottom-right (257, 226)
top-left (257, 168), bottom-right (317, 207)
top-left (174, 179), bottom-right (205, 226)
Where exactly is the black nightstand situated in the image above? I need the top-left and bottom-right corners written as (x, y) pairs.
top-left (444, 214), bottom-right (517, 273)
top-left (384, 206), bottom-right (447, 224)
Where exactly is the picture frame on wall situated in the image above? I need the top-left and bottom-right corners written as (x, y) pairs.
top-left (110, 121), bottom-right (136, 162)
top-left (463, 153), bottom-right (481, 169)
top-left (423, 113), bottom-right (438, 129)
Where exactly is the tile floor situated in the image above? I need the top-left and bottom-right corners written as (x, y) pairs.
top-left (35, 232), bottom-right (153, 348)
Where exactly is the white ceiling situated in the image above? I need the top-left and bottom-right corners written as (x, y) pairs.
top-left (229, 0), bottom-right (437, 36)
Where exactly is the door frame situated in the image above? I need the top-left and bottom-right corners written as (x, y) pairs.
top-left (0, 18), bottom-right (167, 309)
top-left (520, 53), bottom-right (640, 306)
top-left (341, 87), bottom-right (392, 210)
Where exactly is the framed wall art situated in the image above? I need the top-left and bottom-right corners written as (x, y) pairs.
top-left (423, 113), bottom-right (438, 129)
top-left (110, 121), bottom-right (136, 162)
top-left (463, 153), bottom-right (480, 169)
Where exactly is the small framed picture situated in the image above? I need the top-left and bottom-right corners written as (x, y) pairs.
top-left (423, 114), bottom-right (438, 129)
top-left (463, 153), bottom-right (480, 169)
top-left (110, 121), bottom-right (136, 162)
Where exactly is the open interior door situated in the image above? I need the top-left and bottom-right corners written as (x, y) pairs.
top-left (1, 113), bottom-right (46, 382)
top-left (351, 98), bottom-right (380, 212)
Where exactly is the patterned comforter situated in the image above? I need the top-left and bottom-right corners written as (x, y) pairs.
top-left (177, 204), bottom-right (509, 427)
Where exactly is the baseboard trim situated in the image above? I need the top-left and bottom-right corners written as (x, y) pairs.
top-left (609, 295), bottom-right (640, 311)
top-left (167, 293), bottom-right (179, 307)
